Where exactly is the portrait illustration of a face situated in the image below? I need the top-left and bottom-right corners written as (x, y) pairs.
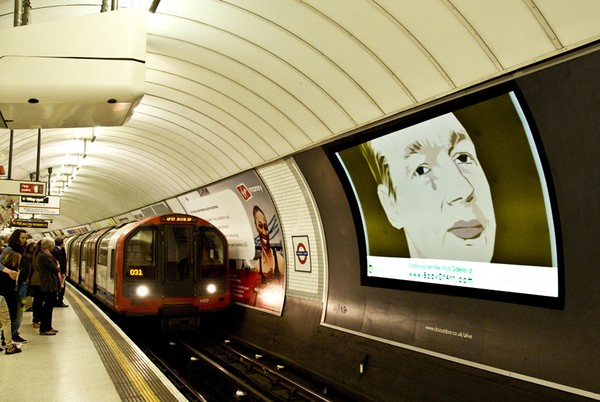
top-left (363, 113), bottom-right (496, 262)
top-left (253, 205), bottom-right (271, 252)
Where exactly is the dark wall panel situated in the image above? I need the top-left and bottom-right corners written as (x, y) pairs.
top-left (514, 48), bottom-right (600, 389)
top-left (294, 47), bottom-right (600, 395)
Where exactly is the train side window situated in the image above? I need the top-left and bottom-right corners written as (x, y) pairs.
top-left (98, 229), bottom-right (116, 266)
top-left (124, 228), bottom-right (156, 280)
top-left (110, 249), bottom-right (116, 280)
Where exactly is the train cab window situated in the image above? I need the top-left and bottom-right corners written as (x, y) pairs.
top-left (198, 229), bottom-right (226, 278)
top-left (124, 228), bottom-right (156, 280)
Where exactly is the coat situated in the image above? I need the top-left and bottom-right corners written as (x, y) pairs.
top-left (37, 251), bottom-right (60, 293)
top-left (51, 246), bottom-right (67, 275)
top-left (29, 254), bottom-right (41, 286)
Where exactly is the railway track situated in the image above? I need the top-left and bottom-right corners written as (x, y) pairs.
top-left (138, 331), bottom-right (359, 402)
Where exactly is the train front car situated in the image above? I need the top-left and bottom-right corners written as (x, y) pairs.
top-left (110, 213), bottom-right (230, 328)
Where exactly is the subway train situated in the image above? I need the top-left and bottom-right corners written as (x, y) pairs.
top-left (64, 213), bottom-right (230, 327)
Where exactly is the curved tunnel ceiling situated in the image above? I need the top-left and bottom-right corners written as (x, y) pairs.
top-left (0, 0), bottom-right (599, 230)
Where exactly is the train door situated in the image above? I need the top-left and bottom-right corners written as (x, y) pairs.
top-left (96, 228), bottom-right (117, 302)
top-left (162, 225), bottom-right (194, 298)
top-left (69, 232), bottom-right (94, 285)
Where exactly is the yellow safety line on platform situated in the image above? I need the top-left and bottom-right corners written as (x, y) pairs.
top-left (69, 291), bottom-right (159, 402)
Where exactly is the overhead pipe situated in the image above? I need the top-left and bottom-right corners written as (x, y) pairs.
top-left (8, 130), bottom-right (14, 179)
top-left (101, 0), bottom-right (118, 12)
top-left (13, 0), bottom-right (22, 26)
top-left (14, 0), bottom-right (31, 26)
top-left (22, 0), bottom-right (31, 25)
top-left (149, 0), bottom-right (161, 13)
top-left (35, 128), bottom-right (41, 181)
top-left (47, 167), bottom-right (53, 196)
top-left (8, 2), bottom-right (28, 181)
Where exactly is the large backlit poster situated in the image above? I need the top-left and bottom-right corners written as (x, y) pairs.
top-left (335, 91), bottom-right (561, 305)
top-left (178, 170), bottom-right (286, 315)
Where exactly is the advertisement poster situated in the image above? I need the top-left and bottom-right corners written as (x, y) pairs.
top-left (335, 91), bottom-right (559, 303)
top-left (178, 170), bottom-right (285, 315)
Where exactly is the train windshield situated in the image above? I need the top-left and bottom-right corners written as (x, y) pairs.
top-left (124, 228), bottom-right (157, 280)
top-left (197, 227), bottom-right (226, 279)
top-left (123, 224), bottom-right (227, 297)
top-left (165, 226), bottom-right (227, 281)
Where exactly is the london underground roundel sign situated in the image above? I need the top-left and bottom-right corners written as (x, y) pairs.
top-left (296, 242), bottom-right (308, 264)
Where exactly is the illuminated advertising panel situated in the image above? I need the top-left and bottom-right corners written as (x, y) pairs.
top-left (334, 91), bottom-right (561, 306)
top-left (178, 170), bottom-right (286, 315)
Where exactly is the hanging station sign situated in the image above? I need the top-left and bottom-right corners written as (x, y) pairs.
top-left (0, 180), bottom-right (46, 196)
top-left (10, 219), bottom-right (48, 228)
top-left (18, 195), bottom-right (60, 215)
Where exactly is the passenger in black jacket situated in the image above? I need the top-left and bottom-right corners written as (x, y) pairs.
top-left (51, 238), bottom-right (68, 308)
top-left (37, 238), bottom-right (60, 335)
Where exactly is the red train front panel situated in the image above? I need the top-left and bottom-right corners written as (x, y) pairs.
top-left (67, 213), bottom-right (230, 319)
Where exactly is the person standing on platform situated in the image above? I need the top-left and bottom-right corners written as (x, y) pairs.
top-left (0, 255), bottom-right (18, 347)
top-left (29, 241), bottom-right (43, 328)
top-left (37, 238), bottom-right (59, 336)
top-left (22, 241), bottom-right (36, 311)
top-left (0, 252), bottom-right (24, 352)
top-left (0, 229), bottom-right (28, 344)
top-left (51, 238), bottom-right (68, 308)
top-left (0, 295), bottom-right (21, 354)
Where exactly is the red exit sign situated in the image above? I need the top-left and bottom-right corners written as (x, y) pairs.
top-left (20, 183), bottom-right (44, 194)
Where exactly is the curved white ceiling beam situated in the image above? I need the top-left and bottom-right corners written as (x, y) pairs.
top-left (145, 43), bottom-right (319, 144)
top-left (147, 18), bottom-right (357, 134)
top-left (146, 71), bottom-right (295, 157)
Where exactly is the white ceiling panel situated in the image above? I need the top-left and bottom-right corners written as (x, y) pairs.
top-left (535, 0), bottom-right (600, 45)
top-left (380, 0), bottom-right (503, 87)
top-left (0, 0), bottom-right (598, 231)
top-left (453, 0), bottom-right (558, 68)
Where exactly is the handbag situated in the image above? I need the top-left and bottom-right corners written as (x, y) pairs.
top-left (17, 282), bottom-right (29, 298)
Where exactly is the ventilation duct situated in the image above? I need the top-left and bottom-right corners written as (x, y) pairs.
top-left (0, 8), bottom-right (146, 129)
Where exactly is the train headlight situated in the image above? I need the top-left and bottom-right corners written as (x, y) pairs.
top-left (136, 285), bottom-right (150, 297)
top-left (206, 284), bottom-right (217, 294)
